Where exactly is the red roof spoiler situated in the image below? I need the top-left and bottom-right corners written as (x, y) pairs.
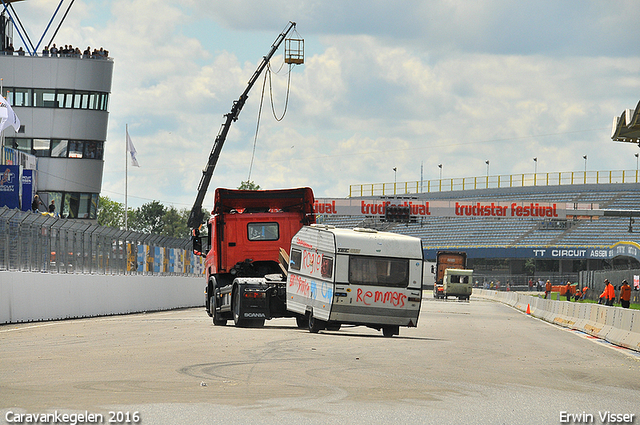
top-left (213, 187), bottom-right (315, 217)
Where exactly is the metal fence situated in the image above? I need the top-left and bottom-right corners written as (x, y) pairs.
top-left (0, 207), bottom-right (204, 276)
top-left (468, 269), bottom-right (640, 303)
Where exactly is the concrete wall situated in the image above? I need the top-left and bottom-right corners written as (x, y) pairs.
top-left (0, 271), bottom-right (204, 324)
top-left (474, 289), bottom-right (640, 353)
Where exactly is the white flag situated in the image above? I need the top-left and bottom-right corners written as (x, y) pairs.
top-left (0, 96), bottom-right (21, 133)
top-left (126, 128), bottom-right (140, 167)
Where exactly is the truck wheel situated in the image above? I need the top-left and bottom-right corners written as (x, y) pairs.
top-left (295, 315), bottom-right (309, 329)
top-left (233, 289), bottom-right (249, 327)
top-left (382, 325), bottom-right (399, 338)
top-left (308, 315), bottom-right (325, 333)
top-left (326, 322), bottom-right (341, 331)
top-left (211, 294), bottom-right (227, 326)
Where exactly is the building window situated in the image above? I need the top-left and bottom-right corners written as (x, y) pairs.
top-left (6, 87), bottom-right (32, 107)
top-left (2, 87), bottom-right (109, 111)
top-left (33, 89), bottom-right (57, 107)
top-left (33, 139), bottom-right (50, 157)
top-left (68, 141), bottom-right (84, 158)
top-left (6, 137), bottom-right (103, 160)
top-left (45, 191), bottom-right (98, 219)
top-left (84, 141), bottom-right (102, 159)
top-left (51, 139), bottom-right (68, 157)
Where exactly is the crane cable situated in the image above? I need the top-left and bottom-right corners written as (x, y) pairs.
top-left (246, 67), bottom-right (269, 182)
top-left (247, 60), bottom-right (296, 181)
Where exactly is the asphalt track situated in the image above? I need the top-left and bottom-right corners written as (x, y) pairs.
top-left (1, 295), bottom-right (639, 425)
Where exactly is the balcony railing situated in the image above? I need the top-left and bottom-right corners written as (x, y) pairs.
top-left (349, 170), bottom-right (640, 197)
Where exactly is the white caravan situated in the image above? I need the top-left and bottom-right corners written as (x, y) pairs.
top-left (286, 225), bottom-right (423, 337)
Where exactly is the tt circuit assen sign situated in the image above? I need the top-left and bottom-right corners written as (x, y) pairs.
top-left (314, 198), bottom-right (568, 219)
top-left (423, 242), bottom-right (640, 262)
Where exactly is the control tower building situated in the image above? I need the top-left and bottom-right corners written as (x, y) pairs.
top-left (1, 0), bottom-right (113, 219)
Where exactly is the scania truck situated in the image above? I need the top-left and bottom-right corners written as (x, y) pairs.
top-left (195, 187), bottom-right (315, 327)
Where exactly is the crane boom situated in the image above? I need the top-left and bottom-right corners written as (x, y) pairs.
top-left (188, 21), bottom-right (297, 229)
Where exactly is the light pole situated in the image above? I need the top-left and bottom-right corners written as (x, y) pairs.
top-left (438, 164), bottom-right (442, 191)
top-left (485, 160), bottom-right (490, 188)
top-left (635, 153), bottom-right (638, 182)
top-left (533, 157), bottom-right (537, 185)
top-left (438, 164), bottom-right (442, 180)
top-left (583, 155), bottom-right (587, 184)
top-left (393, 167), bottom-right (397, 193)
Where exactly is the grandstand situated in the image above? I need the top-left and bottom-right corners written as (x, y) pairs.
top-left (319, 174), bottom-right (640, 285)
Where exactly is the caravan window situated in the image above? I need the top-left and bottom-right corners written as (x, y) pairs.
top-left (290, 249), bottom-right (302, 271)
top-left (450, 275), bottom-right (469, 284)
top-left (321, 256), bottom-right (333, 279)
top-left (348, 256), bottom-right (409, 288)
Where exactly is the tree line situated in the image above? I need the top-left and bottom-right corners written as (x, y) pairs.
top-left (97, 181), bottom-right (260, 238)
top-left (97, 197), bottom-right (203, 238)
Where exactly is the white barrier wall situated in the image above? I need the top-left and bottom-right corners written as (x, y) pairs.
top-left (0, 271), bottom-right (205, 324)
top-left (474, 289), bottom-right (640, 353)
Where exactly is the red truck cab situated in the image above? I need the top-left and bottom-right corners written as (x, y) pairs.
top-left (199, 187), bottom-right (315, 326)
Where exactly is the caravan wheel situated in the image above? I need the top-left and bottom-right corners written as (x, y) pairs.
top-left (308, 315), bottom-right (325, 333)
top-left (295, 315), bottom-right (309, 329)
top-left (382, 325), bottom-right (399, 338)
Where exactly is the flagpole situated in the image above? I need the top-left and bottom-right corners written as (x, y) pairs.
top-left (125, 124), bottom-right (128, 230)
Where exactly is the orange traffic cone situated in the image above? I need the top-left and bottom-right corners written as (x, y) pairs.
top-left (526, 304), bottom-right (531, 315)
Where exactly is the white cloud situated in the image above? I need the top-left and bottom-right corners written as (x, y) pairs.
top-left (7, 1), bottom-right (640, 210)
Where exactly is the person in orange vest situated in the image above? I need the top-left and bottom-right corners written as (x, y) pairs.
top-left (545, 280), bottom-right (552, 299)
top-left (574, 287), bottom-right (582, 302)
top-left (604, 279), bottom-right (615, 306)
top-left (565, 281), bottom-right (572, 301)
top-left (599, 280), bottom-right (609, 304)
top-left (581, 286), bottom-right (589, 300)
top-left (620, 280), bottom-right (631, 309)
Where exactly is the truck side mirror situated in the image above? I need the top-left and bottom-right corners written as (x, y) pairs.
top-left (431, 265), bottom-right (435, 274)
top-left (193, 236), bottom-right (203, 256)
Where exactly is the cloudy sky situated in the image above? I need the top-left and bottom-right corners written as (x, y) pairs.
top-left (11, 0), bottom-right (640, 210)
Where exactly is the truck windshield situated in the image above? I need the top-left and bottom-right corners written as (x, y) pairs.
top-left (348, 256), bottom-right (408, 288)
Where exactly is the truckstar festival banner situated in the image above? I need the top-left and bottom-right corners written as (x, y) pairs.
top-left (314, 198), bottom-right (569, 219)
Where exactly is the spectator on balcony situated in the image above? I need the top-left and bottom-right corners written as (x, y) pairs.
top-left (42, 45), bottom-right (49, 57)
top-left (17, 47), bottom-right (25, 56)
top-left (83, 46), bottom-right (91, 58)
top-left (49, 44), bottom-right (58, 56)
top-left (4, 43), bottom-right (14, 55)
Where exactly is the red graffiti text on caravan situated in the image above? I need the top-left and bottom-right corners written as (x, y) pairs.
top-left (356, 288), bottom-right (407, 307)
top-left (289, 274), bottom-right (310, 297)
top-left (360, 201), bottom-right (430, 216)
